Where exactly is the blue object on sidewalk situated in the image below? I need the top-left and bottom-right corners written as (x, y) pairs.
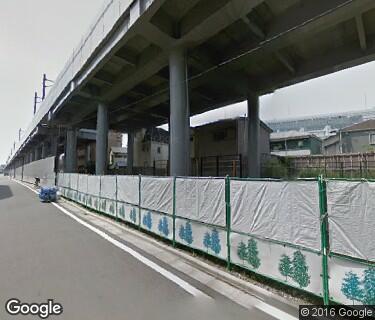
top-left (39, 187), bottom-right (57, 203)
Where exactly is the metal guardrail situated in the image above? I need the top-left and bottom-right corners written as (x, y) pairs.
top-left (8, 0), bottom-right (153, 165)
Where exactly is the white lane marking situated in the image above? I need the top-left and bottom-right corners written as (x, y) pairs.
top-left (13, 180), bottom-right (211, 299)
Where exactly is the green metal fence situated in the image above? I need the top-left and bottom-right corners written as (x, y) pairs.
top-left (57, 173), bottom-right (374, 306)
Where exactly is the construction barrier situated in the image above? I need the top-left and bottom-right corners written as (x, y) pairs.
top-left (56, 174), bottom-right (375, 305)
top-left (11, 157), bottom-right (56, 187)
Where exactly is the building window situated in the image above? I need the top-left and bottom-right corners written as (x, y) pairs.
top-left (370, 134), bottom-right (375, 145)
top-left (157, 147), bottom-right (161, 154)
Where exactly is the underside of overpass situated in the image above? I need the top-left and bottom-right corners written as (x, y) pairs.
top-left (7, 0), bottom-right (375, 177)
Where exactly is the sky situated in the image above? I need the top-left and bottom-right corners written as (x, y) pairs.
top-left (2, 1), bottom-right (375, 164)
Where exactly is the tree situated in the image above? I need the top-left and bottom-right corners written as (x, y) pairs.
top-left (142, 212), bottom-right (152, 230)
top-left (363, 268), bottom-right (375, 305)
top-left (179, 225), bottom-right (185, 241)
top-left (237, 241), bottom-right (248, 264)
top-left (279, 254), bottom-right (293, 281)
top-left (162, 217), bottom-right (169, 237)
top-left (102, 199), bottom-right (107, 212)
top-left (109, 203), bottom-right (115, 215)
top-left (158, 217), bottom-right (169, 237)
top-left (291, 251), bottom-right (310, 288)
top-left (211, 229), bottom-right (221, 255)
top-left (118, 205), bottom-right (125, 218)
top-left (247, 238), bottom-right (261, 269)
top-left (130, 208), bottom-right (137, 224)
top-left (184, 222), bottom-right (193, 245)
top-left (341, 271), bottom-right (364, 305)
top-left (203, 232), bottom-right (212, 253)
top-left (158, 219), bottom-right (163, 235)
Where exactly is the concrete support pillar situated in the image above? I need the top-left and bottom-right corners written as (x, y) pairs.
top-left (247, 93), bottom-right (260, 178)
top-left (169, 47), bottom-right (190, 176)
top-left (127, 131), bottom-right (134, 174)
top-left (96, 102), bottom-right (109, 175)
top-left (41, 142), bottom-right (47, 159)
top-left (34, 147), bottom-right (39, 162)
top-left (65, 128), bottom-right (77, 173)
top-left (85, 144), bottom-right (91, 164)
top-left (50, 135), bottom-right (58, 158)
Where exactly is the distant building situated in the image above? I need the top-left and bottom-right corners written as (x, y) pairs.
top-left (134, 128), bottom-right (169, 168)
top-left (191, 117), bottom-right (272, 176)
top-left (0, 165), bottom-right (5, 174)
top-left (324, 119), bottom-right (375, 155)
top-left (193, 117), bottom-right (271, 158)
top-left (266, 107), bottom-right (375, 139)
top-left (109, 147), bottom-right (127, 169)
top-left (270, 131), bottom-right (322, 156)
top-left (62, 129), bottom-right (123, 173)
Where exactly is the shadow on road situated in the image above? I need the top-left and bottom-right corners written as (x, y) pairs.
top-left (0, 185), bottom-right (13, 200)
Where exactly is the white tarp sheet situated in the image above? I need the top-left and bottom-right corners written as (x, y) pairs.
top-left (70, 174), bottom-right (79, 191)
top-left (175, 178), bottom-right (226, 227)
top-left (22, 157), bottom-right (56, 186)
top-left (117, 175), bottom-right (139, 205)
top-left (327, 180), bottom-right (375, 261)
top-left (140, 177), bottom-right (173, 214)
top-left (100, 176), bottom-right (117, 200)
top-left (78, 175), bottom-right (88, 194)
top-left (230, 180), bottom-right (321, 251)
top-left (87, 175), bottom-right (101, 196)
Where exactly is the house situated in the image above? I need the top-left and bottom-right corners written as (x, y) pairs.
top-left (109, 147), bottom-right (127, 169)
top-left (270, 131), bottom-right (322, 156)
top-left (134, 128), bottom-right (169, 168)
top-left (324, 119), bottom-right (375, 155)
top-left (192, 117), bottom-right (272, 176)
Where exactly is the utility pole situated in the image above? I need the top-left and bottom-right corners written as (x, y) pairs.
top-left (42, 74), bottom-right (54, 100)
top-left (34, 92), bottom-right (42, 115)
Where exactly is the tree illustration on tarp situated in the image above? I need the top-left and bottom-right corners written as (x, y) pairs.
top-left (142, 211), bottom-right (152, 230)
top-left (130, 208), bottom-right (137, 224)
top-left (279, 254), bottom-right (293, 281)
top-left (341, 271), bottom-right (364, 305)
top-left (118, 205), bottom-right (125, 218)
top-left (87, 196), bottom-right (92, 207)
top-left (184, 222), bottom-right (193, 245)
top-left (211, 229), bottom-right (221, 255)
top-left (237, 241), bottom-right (248, 264)
top-left (94, 198), bottom-right (99, 209)
top-left (247, 238), bottom-right (260, 269)
top-left (291, 251), bottom-right (310, 288)
top-left (158, 217), bottom-right (169, 237)
top-left (363, 268), bottom-right (375, 305)
top-left (109, 202), bottom-right (115, 215)
top-left (101, 199), bottom-right (107, 212)
top-left (203, 232), bottom-right (211, 253)
top-left (179, 221), bottom-right (194, 245)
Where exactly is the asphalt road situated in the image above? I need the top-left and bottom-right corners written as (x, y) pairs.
top-left (0, 177), bottom-right (278, 320)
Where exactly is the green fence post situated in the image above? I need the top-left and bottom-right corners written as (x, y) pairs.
top-left (173, 176), bottom-right (176, 247)
top-left (115, 175), bottom-right (119, 222)
top-left (318, 175), bottom-right (330, 305)
top-left (225, 175), bottom-right (231, 271)
top-left (99, 175), bottom-right (102, 214)
top-left (86, 175), bottom-right (89, 208)
top-left (138, 174), bottom-right (142, 230)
